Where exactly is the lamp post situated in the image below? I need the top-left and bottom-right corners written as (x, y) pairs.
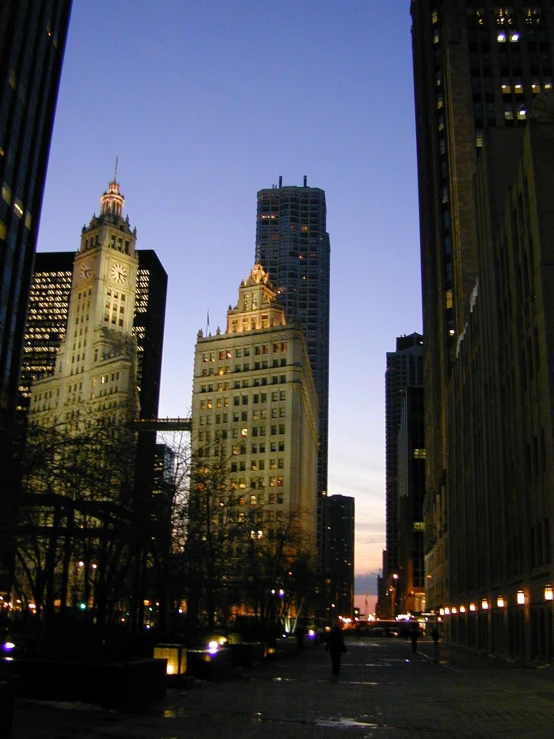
top-left (390, 574), bottom-right (398, 619)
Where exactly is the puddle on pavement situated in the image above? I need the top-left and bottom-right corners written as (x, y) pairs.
top-left (163, 707), bottom-right (187, 718)
top-left (316, 717), bottom-right (384, 729)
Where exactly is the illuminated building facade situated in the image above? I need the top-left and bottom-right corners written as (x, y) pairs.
top-left (0, 0), bottom-right (72, 597)
top-left (191, 264), bottom-right (319, 545)
top-left (29, 176), bottom-right (141, 427)
top-left (255, 178), bottom-right (330, 559)
top-left (20, 249), bottom-right (167, 421)
top-left (326, 495), bottom-right (355, 617)
top-left (412, 0), bottom-right (554, 661)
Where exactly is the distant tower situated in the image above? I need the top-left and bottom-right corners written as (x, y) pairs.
top-left (384, 334), bottom-right (423, 590)
top-left (326, 495), bottom-right (355, 617)
top-left (255, 179), bottom-right (330, 559)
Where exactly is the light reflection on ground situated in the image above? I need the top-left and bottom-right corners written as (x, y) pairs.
top-left (315, 716), bottom-right (383, 729)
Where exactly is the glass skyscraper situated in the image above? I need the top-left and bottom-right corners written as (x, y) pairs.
top-left (0, 0), bottom-right (72, 596)
top-left (255, 177), bottom-right (330, 557)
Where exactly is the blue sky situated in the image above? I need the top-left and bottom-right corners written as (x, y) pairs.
top-left (38, 1), bottom-right (422, 596)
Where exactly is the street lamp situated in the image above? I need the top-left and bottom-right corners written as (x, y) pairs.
top-left (390, 574), bottom-right (398, 619)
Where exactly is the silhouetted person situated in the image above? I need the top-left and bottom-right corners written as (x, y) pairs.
top-left (431, 627), bottom-right (440, 653)
top-left (325, 625), bottom-right (346, 681)
top-left (410, 622), bottom-right (419, 653)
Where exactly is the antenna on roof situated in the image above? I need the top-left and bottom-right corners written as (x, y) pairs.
top-left (113, 156), bottom-right (118, 183)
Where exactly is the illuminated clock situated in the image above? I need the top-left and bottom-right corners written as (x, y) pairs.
top-left (110, 262), bottom-right (128, 284)
top-left (78, 260), bottom-right (93, 282)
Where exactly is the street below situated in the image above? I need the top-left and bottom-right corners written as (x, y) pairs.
top-left (11, 634), bottom-right (554, 738)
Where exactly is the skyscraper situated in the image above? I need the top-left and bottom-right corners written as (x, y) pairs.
top-left (20, 248), bottom-right (167, 421)
top-left (29, 176), bottom-right (140, 427)
top-left (326, 495), bottom-right (355, 617)
top-left (411, 1), bottom-right (554, 660)
top-left (191, 263), bottom-right (319, 544)
top-left (397, 386), bottom-right (425, 616)
top-left (383, 334), bottom-right (423, 606)
top-left (255, 177), bottom-right (330, 556)
top-left (0, 0), bottom-right (72, 595)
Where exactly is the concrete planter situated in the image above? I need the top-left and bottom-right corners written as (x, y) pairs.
top-left (185, 647), bottom-right (232, 681)
top-left (2, 657), bottom-right (166, 711)
top-left (0, 674), bottom-right (17, 738)
top-left (230, 642), bottom-right (264, 667)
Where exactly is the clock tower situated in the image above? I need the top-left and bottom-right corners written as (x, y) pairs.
top-left (30, 173), bottom-right (140, 427)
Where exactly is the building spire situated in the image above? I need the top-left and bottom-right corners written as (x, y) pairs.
top-left (100, 162), bottom-right (124, 218)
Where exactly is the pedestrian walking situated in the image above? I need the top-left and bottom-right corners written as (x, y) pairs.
top-left (431, 626), bottom-right (440, 653)
top-left (410, 622), bottom-right (419, 653)
top-left (325, 625), bottom-right (346, 681)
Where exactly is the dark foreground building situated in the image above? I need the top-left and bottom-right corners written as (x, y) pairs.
top-left (412, 0), bottom-right (554, 661)
top-left (255, 178), bottom-right (330, 560)
top-left (0, 0), bottom-right (72, 597)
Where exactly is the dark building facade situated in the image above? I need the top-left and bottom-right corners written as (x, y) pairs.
top-left (383, 334), bottom-right (424, 585)
top-left (411, 0), bottom-right (554, 660)
top-left (397, 386), bottom-right (426, 616)
top-left (326, 494), bottom-right (355, 618)
top-left (255, 177), bottom-right (330, 558)
top-left (0, 0), bottom-right (72, 595)
top-left (19, 249), bottom-right (167, 421)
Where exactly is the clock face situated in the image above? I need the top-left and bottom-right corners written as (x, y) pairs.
top-left (110, 262), bottom-right (128, 284)
top-left (78, 260), bottom-right (93, 282)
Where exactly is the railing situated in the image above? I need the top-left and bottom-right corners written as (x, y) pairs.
top-left (132, 417), bottom-right (191, 432)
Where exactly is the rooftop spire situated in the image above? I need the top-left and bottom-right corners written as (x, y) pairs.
top-left (100, 162), bottom-right (124, 218)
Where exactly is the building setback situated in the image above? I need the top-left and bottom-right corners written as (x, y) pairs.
top-left (191, 264), bottom-right (319, 547)
top-left (0, 0), bottom-right (72, 597)
top-left (411, 0), bottom-right (554, 661)
top-left (255, 178), bottom-right (330, 557)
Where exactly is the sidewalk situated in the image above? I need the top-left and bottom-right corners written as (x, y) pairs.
top-left (11, 636), bottom-right (554, 738)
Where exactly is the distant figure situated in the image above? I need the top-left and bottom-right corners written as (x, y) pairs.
top-left (431, 627), bottom-right (440, 653)
top-left (410, 622), bottom-right (419, 653)
top-left (325, 625), bottom-right (346, 681)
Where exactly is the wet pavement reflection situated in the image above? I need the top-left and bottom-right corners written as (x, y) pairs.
top-left (12, 636), bottom-right (554, 738)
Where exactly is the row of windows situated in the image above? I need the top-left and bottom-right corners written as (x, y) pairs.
top-left (200, 377), bottom-right (287, 392)
top-left (230, 477), bottom-right (285, 490)
top-left (199, 408), bottom-right (286, 424)
top-left (200, 358), bottom-right (287, 375)
top-left (231, 458), bottom-right (285, 472)
top-left (203, 343), bottom-right (288, 362)
top-left (200, 391), bottom-right (286, 410)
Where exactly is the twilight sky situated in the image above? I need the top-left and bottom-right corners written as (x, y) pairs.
top-left (37, 0), bottom-right (422, 598)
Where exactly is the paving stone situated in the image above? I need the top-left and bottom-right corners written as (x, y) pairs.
top-left (10, 637), bottom-right (554, 738)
